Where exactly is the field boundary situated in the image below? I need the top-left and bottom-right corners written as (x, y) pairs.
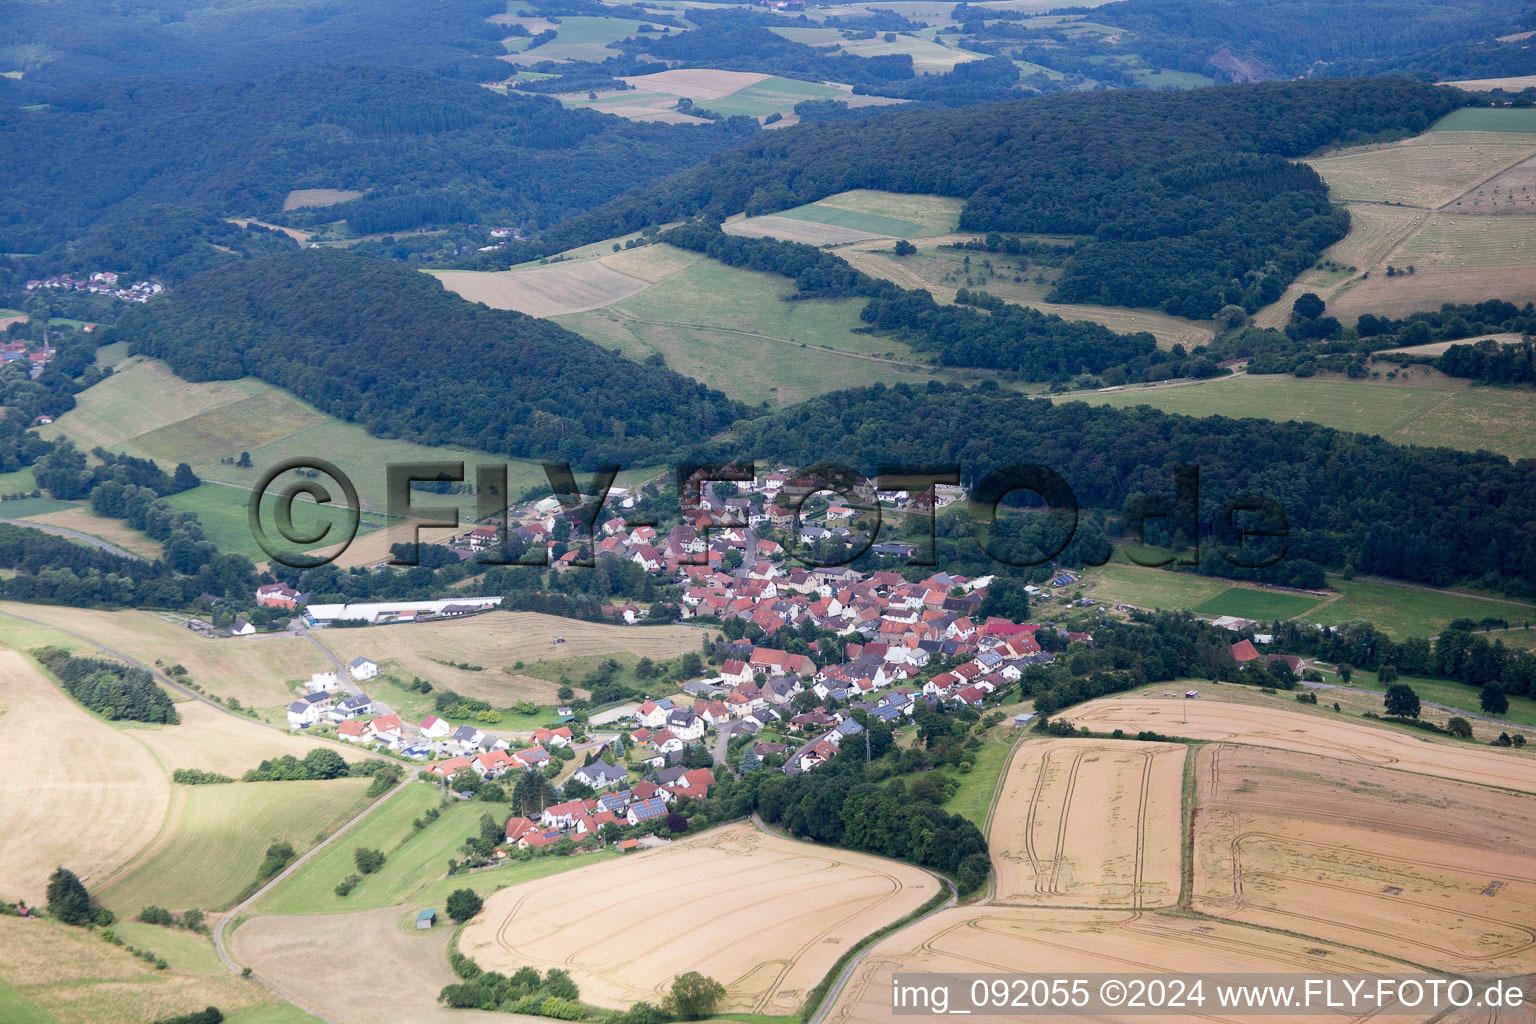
top-left (212, 775), bottom-right (414, 1023)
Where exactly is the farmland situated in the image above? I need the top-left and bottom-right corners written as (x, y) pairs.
top-left (0, 914), bottom-right (281, 1024)
top-left (24, 506), bottom-right (164, 559)
top-left (282, 188), bottom-right (363, 210)
top-left (1193, 743), bottom-right (1536, 971)
top-left (1191, 588), bottom-right (1322, 621)
top-left (1305, 129), bottom-right (1536, 208)
top-left (1070, 696), bottom-right (1536, 793)
top-left (1067, 368), bottom-right (1536, 461)
top-left (556, 69), bottom-right (877, 123)
top-left (39, 355), bottom-right (544, 533)
top-left (726, 190), bottom-right (965, 243)
top-left (838, 238), bottom-right (1214, 350)
top-left (231, 906), bottom-right (470, 1024)
top-left (310, 611), bottom-right (707, 705)
top-left (989, 739), bottom-right (1184, 908)
top-left (98, 777), bottom-right (374, 914)
top-left (827, 906), bottom-right (1419, 1024)
top-left (767, 26), bottom-right (987, 73)
top-left (431, 242), bottom-right (697, 316)
top-left (500, 16), bottom-right (657, 64)
top-left (554, 250), bottom-right (948, 405)
top-left (257, 782), bottom-right (618, 915)
top-left (0, 651), bottom-right (169, 904)
top-left (1305, 575), bottom-right (1535, 637)
top-left (460, 821), bottom-right (940, 1014)
top-left (0, 600), bottom-right (330, 710)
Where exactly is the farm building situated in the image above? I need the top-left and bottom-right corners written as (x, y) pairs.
top-left (416, 908), bottom-right (437, 930)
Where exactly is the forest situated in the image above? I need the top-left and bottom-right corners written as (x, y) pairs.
top-left (113, 249), bottom-right (744, 465)
top-left (1043, 0), bottom-right (1527, 79)
top-left (509, 78), bottom-right (1464, 318)
top-left (33, 646), bottom-right (180, 724)
top-left (0, 65), bottom-right (753, 256)
top-left (711, 381), bottom-right (1536, 595)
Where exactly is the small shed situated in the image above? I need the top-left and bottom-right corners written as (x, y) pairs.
top-left (1013, 713), bottom-right (1036, 728)
top-left (416, 908), bottom-right (437, 930)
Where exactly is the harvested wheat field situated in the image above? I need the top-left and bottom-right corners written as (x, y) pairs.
top-left (232, 906), bottom-right (481, 1024)
top-left (990, 738), bottom-right (1184, 908)
top-left (0, 915), bottom-right (275, 1024)
top-left (1252, 205), bottom-right (1427, 328)
top-left (1194, 743), bottom-right (1536, 971)
top-left (120, 696), bottom-right (372, 777)
top-left (725, 214), bottom-right (887, 245)
top-left (432, 254), bottom-right (672, 316)
top-left (623, 67), bottom-right (770, 99)
top-left (826, 906), bottom-right (1422, 1024)
top-left (461, 822), bottom-right (939, 1014)
top-left (1327, 264), bottom-right (1536, 321)
top-left (282, 188), bottom-right (364, 210)
top-left (0, 651), bottom-right (170, 903)
top-left (1070, 696), bottom-right (1536, 793)
top-left (1306, 132), bottom-right (1536, 208)
top-left (0, 600), bottom-right (328, 709)
top-left (1448, 153), bottom-right (1536, 214)
top-left (312, 611), bottom-right (706, 704)
top-left (26, 506), bottom-right (164, 558)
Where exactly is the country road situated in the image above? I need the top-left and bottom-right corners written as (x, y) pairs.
top-left (212, 776), bottom-right (414, 1024)
top-left (0, 516), bottom-right (146, 561)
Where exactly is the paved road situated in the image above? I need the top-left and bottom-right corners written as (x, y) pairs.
top-left (0, 516), bottom-right (146, 561)
top-left (212, 775), bottom-right (413, 1024)
top-left (711, 722), bottom-right (734, 768)
top-left (748, 811), bottom-right (960, 1024)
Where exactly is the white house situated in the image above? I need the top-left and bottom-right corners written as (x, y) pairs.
top-left (309, 671), bottom-right (339, 692)
top-left (231, 618), bottom-right (256, 636)
top-left (419, 715), bottom-right (451, 739)
top-left (348, 657), bottom-right (378, 681)
top-left (573, 761), bottom-right (627, 790)
top-left (663, 709), bottom-right (706, 742)
top-left (286, 700), bottom-right (319, 728)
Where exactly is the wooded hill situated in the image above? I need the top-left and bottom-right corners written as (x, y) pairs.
top-left (0, 65), bottom-right (754, 255)
top-left (709, 381), bottom-right (1536, 596)
top-left (113, 250), bottom-right (744, 465)
top-left (512, 78), bottom-right (1464, 319)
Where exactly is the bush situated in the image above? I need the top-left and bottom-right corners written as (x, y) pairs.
top-left (256, 841), bottom-right (295, 881)
top-left (152, 1008), bottom-right (223, 1024)
top-left (1446, 716), bottom-right (1473, 738)
top-left (446, 888), bottom-right (483, 922)
top-left (172, 769), bottom-right (234, 785)
top-left (140, 905), bottom-right (174, 926)
top-left (354, 848), bottom-right (386, 875)
top-left (334, 875), bottom-right (362, 897)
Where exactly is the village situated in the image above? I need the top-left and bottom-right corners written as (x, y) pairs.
top-left (255, 465), bottom-right (1316, 861)
top-left (23, 271), bottom-right (164, 303)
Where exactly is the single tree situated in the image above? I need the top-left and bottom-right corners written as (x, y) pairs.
top-left (354, 847), bottom-right (386, 874)
top-left (1377, 664), bottom-right (1398, 684)
top-left (1384, 683), bottom-right (1420, 719)
top-left (666, 972), bottom-right (726, 1020)
top-left (1292, 292), bottom-right (1326, 321)
top-left (446, 888), bottom-right (483, 922)
top-left (46, 866), bottom-right (92, 925)
top-left (1446, 716), bottom-right (1473, 738)
top-left (739, 747), bottom-right (762, 775)
top-left (1481, 682), bottom-right (1509, 716)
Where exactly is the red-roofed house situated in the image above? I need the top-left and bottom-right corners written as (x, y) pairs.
top-left (1231, 639), bottom-right (1260, 663)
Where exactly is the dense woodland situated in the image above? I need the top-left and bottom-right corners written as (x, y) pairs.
top-left (34, 646), bottom-right (179, 723)
top-left (0, 65), bottom-right (752, 255)
top-left (1041, 0), bottom-right (1526, 80)
top-left (712, 382), bottom-right (1536, 595)
top-left (511, 79), bottom-right (1463, 318)
top-left (114, 250), bottom-right (743, 465)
